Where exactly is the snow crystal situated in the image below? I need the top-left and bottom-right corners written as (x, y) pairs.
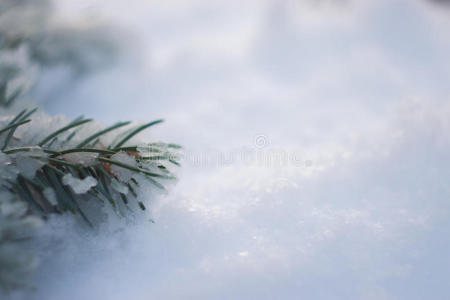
top-left (42, 188), bottom-right (58, 206)
top-left (62, 174), bottom-right (97, 194)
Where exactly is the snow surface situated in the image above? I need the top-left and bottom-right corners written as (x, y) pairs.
top-left (9, 0), bottom-right (450, 299)
top-left (62, 174), bottom-right (98, 195)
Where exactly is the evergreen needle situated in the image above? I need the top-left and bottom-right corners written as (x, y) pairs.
top-left (38, 118), bottom-right (92, 146)
top-left (51, 148), bottom-right (116, 157)
top-left (112, 119), bottom-right (163, 148)
top-left (2, 108), bottom-right (38, 150)
top-left (3, 147), bottom-right (57, 155)
top-left (0, 119), bottom-right (31, 135)
top-left (76, 121), bottom-right (131, 148)
top-left (98, 157), bottom-right (175, 179)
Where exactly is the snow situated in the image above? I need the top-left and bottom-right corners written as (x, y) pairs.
top-left (109, 152), bottom-right (138, 182)
top-left (0, 192), bottom-right (42, 291)
top-left (14, 149), bottom-right (46, 178)
top-left (61, 174), bottom-right (97, 194)
top-left (5, 0), bottom-right (450, 299)
top-left (110, 178), bottom-right (129, 195)
top-left (0, 153), bottom-right (18, 181)
top-left (42, 188), bottom-right (58, 206)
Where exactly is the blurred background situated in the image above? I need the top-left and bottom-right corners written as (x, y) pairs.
top-left (4, 0), bottom-right (450, 299)
top-left (33, 0), bottom-right (450, 150)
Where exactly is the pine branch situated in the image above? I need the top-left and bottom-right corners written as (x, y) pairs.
top-left (0, 115), bottom-right (181, 226)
